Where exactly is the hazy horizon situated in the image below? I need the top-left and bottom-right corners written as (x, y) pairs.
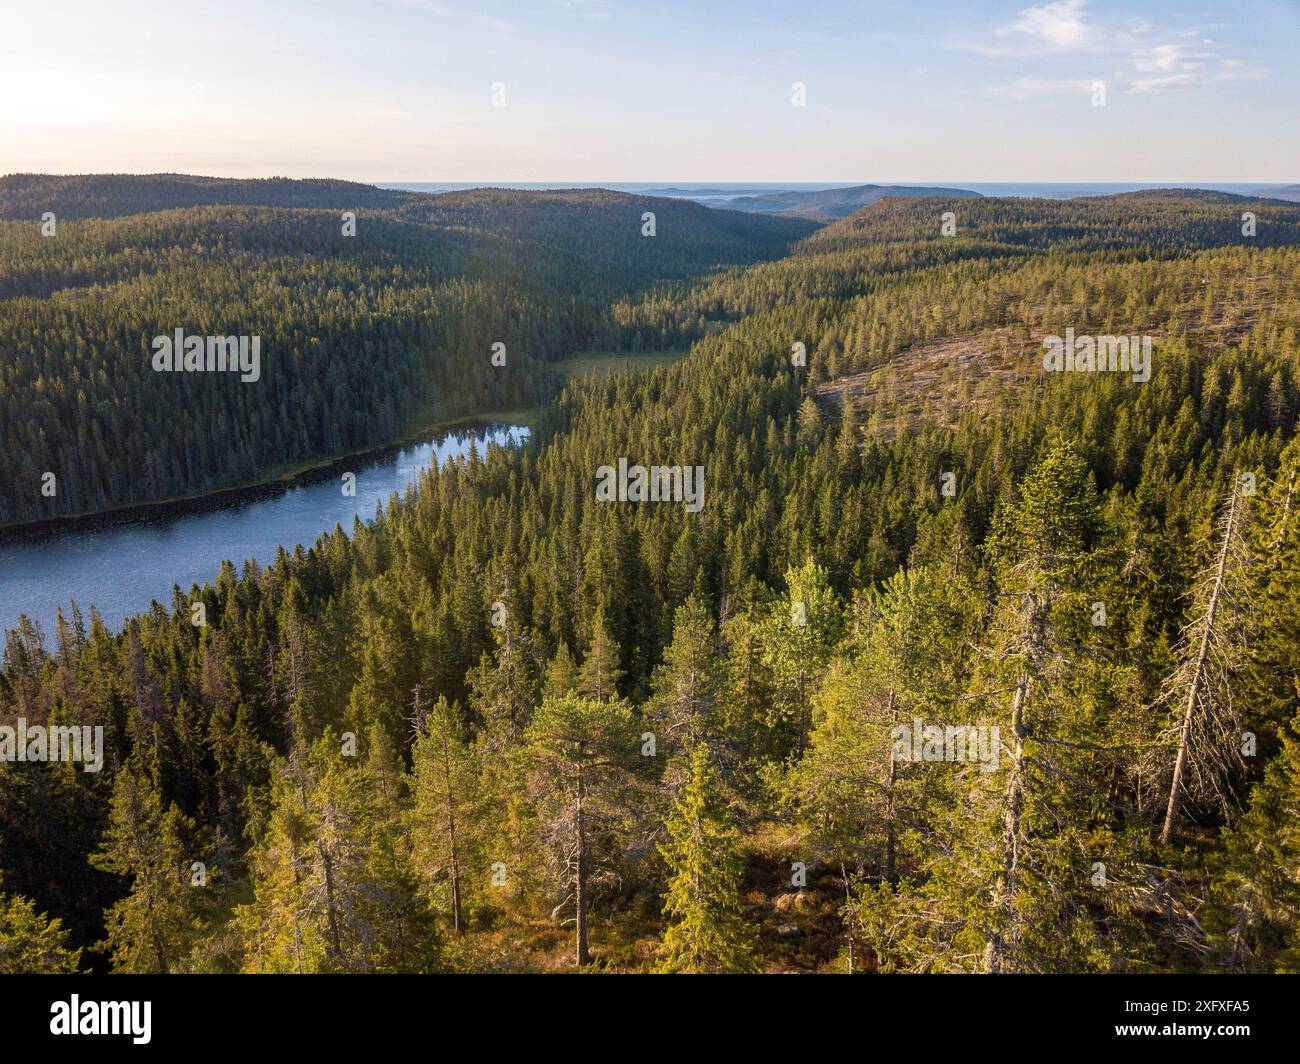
top-left (3, 175), bottom-right (1293, 193)
top-left (375, 180), bottom-right (1294, 190)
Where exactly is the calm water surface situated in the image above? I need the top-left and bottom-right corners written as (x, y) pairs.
top-left (0, 424), bottom-right (528, 637)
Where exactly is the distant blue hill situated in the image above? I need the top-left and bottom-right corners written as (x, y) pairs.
top-left (715, 183), bottom-right (983, 220)
top-left (1255, 185), bottom-right (1300, 203)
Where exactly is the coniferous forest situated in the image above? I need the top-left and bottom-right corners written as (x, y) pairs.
top-left (3, 170), bottom-right (1300, 986)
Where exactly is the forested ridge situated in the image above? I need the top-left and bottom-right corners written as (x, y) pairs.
top-left (2, 185), bottom-right (1300, 973)
top-left (0, 176), bottom-right (813, 525)
top-left (0, 174), bottom-right (408, 219)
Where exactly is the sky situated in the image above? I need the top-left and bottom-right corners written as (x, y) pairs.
top-left (1, 0), bottom-right (1296, 182)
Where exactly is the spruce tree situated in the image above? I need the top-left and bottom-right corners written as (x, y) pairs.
top-left (543, 642), bottom-right (580, 701)
top-left (1206, 700), bottom-right (1300, 972)
top-left (656, 744), bottom-right (757, 973)
top-left (90, 767), bottom-right (208, 973)
top-left (578, 607), bottom-right (624, 702)
top-left (410, 697), bottom-right (482, 933)
top-left (647, 594), bottom-right (720, 793)
top-left (0, 877), bottom-right (83, 973)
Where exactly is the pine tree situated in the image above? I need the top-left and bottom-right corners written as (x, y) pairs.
top-left (523, 695), bottom-right (640, 966)
top-left (794, 566), bottom-right (976, 892)
top-left (237, 734), bottom-right (437, 972)
top-left (761, 559), bottom-right (842, 759)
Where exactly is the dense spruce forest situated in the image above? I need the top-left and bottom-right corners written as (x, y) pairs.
top-left (2, 178), bottom-right (1300, 973)
top-left (0, 175), bottom-right (812, 525)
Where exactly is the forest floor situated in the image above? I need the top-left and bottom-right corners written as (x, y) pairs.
top-left (455, 841), bottom-right (852, 973)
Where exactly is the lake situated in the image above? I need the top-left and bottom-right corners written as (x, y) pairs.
top-left (0, 424), bottom-right (529, 638)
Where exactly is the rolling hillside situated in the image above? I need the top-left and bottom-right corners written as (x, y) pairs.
top-left (0, 175), bottom-right (815, 525)
top-left (718, 183), bottom-right (982, 220)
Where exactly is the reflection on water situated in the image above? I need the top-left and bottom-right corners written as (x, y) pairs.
top-left (0, 425), bottom-right (528, 637)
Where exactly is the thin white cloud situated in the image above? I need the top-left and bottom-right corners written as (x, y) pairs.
top-left (957, 0), bottom-right (1121, 58)
top-left (1001, 0), bottom-right (1102, 52)
top-left (961, 0), bottom-right (1265, 97)
top-left (1132, 42), bottom-right (1212, 72)
top-left (1122, 73), bottom-right (1201, 94)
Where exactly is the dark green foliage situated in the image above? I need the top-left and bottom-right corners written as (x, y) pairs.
top-left (0, 177), bottom-right (811, 525)
top-left (2, 183), bottom-right (1299, 971)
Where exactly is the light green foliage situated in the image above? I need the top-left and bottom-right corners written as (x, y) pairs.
top-left (236, 733), bottom-right (437, 973)
top-left (656, 745), bottom-right (756, 973)
top-left (760, 559), bottom-right (844, 760)
top-left (0, 878), bottom-right (82, 973)
top-left (523, 695), bottom-right (642, 966)
top-left (409, 697), bottom-right (485, 933)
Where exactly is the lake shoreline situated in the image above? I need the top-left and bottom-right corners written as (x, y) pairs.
top-left (0, 350), bottom-right (681, 544)
top-left (0, 412), bottom-right (537, 545)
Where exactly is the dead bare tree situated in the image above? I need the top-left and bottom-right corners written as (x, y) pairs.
top-left (1158, 479), bottom-right (1252, 846)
